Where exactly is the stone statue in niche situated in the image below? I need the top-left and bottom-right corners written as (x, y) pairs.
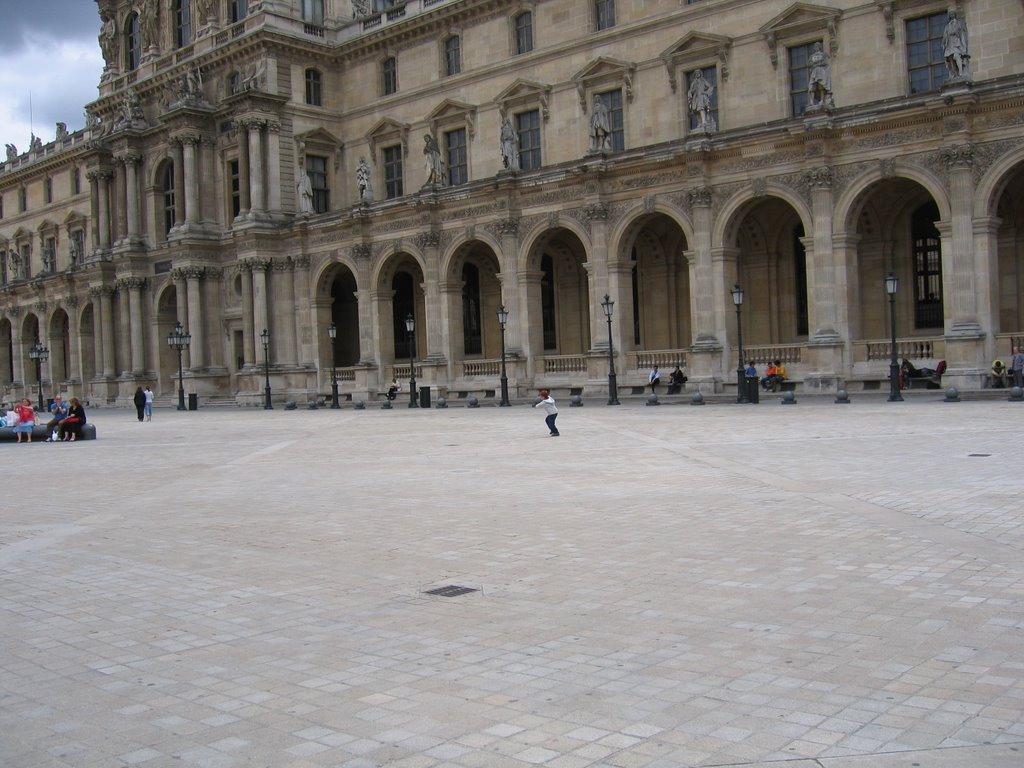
top-left (69, 234), bottom-right (83, 265)
top-left (500, 117), bottom-right (519, 170)
top-left (943, 9), bottom-right (969, 80)
top-left (356, 157), bottom-right (374, 203)
top-left (98, 7), bottom-right (118, 70)
top-left (141, 0), bottom-right (160, 50)
top-left (806, 42), bottom-right (834, 111)
top-left (237, 59), bottom-right (266, 92)
top-left (352, 0), bottom-right (371, 18)
top-left (297, 170), bottom-right (315, 214)
top-left (423, 134), bottom-right (444, 186)
top-left (687, 70), bottom-right (716, 132)
top-left (589, 95), bottom-right (611, 152)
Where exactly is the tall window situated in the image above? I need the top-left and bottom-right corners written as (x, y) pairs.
top-left (44, 178), bottom-right (53, 204)
top-left (907, 13), bottom-right (947, 94)
top-left (595, 89), bottom-right (624, 151)
top-left (912, 201), bottom-right (943, 329)
top-left (686, 67), bottom-right (718, 130)
top-left (515, 12), bottom-right (533, 55)
top-left (302, 0), bottom-right (324, 25)
top-left (788, 41), bottom-right (820, 116)
top-left (306, 155), bottom-right (329, 213)
top-left (793, 227), bottom-right (808, 336)
top-left (21, 244), bottom-right (31, 279)
top-left (595, 0), bottom-right (615, 31)
top-left (541, 255), bottom-right (556, 350)
top-left (71, 167), bottom-right (81, 195)
top-left (305, 69), bottom-right (322, 106)
top-left (516, 110), bottom-right (541, 171)
top-left (162, 163), bottom-right (176, 236)
top-left (462, 264), bottom-right (482, 355)
top-left (174, 0), bottom-right (191, 48)
top-left (444, 36), bottom-right (461, 76)
top-left (392, 272), bottom-right (415, 359)
top-left (19, 187), bottom-right (27, 212)
top-left (382, 56), bottom-right (397, 95)
top-left (125, 12), bottom-right (141, 70)
top-left (230, 0), bottom-right (248, 23)
top-left (445, 128), bottom-right (467, 186)
top-left (229, 160), bottom-right (241, 218)
top-left (43, 237), bottom-right (56, 273)
top-left (383, 145), bottom-right (403, 199)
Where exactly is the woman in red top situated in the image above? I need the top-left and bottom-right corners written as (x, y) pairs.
top-left (13, 398), bottom-right (36, 443)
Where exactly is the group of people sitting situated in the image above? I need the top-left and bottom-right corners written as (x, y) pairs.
top-left (760, 360), bottom-right (788, 392)
top-left (1, 394), bottom-right (88, 443)
top-left (898, 359), bottom-right (947, 389)
top-left (648, 366), bottom-right (688, 394)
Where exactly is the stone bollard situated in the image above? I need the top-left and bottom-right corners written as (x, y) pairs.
top-left (468, 395), bottom-right (479, 408)
top-left (690, 391), bottom-right (704, 406)
top-left (436, 397), bottom-right (448, 408)
top-left (944, 387), bottom-right (960, 403)
top-left (569, 395), bottom-right (583, 407)
top-left (646, 393), bottom-right (659, 406)
top-left (834, 389), bottom-right (850, 404)
top-left (1008, 386), bottom-right (1023, 403)
top-left (781, 390), bottom-right (797, 405)
top-left (380, 399), bottom-right (392, 409)
top-left (354, 400), bottom-right (365, 410)
top-left (307, 401), bottom-right (319, 410)
top-left (284, 400), bottom-right (297, 410)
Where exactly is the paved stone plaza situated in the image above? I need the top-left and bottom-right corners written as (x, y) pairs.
top-left (1, 395), bottom-right (1022, 768)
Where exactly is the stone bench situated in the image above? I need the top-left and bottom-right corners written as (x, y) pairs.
top-left (0, 423), bottom-right (97, 442)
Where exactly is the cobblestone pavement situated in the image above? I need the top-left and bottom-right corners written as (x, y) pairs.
top-left (1, 396), bottom-right (1022, 768)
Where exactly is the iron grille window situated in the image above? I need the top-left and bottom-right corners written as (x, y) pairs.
top-left (305, 69), bottom-right (322, 106)
top-left (445, 36), bottom-right (461, 76)
top-left (516, 110), bottom-right (541, 171)
top-left (907, 13), bottom-right (947, 94)
top-left (383, 145), bottom-right (403, 199)
top-left (686, 67), bottom-right (718, 130)
top-left (515, 12), bottom-right (533, 54)
top-left (788, 41), bottom-right (820, 116)
top-left (306, 155), bottom-right (329, 214)
top-left (595, 89), bottom-right (624, 151)
top-left (382, 57), bottom-right (397, 95)
top-left (912, 202), bottom-right (943, 329)
top-left (595, 0), bottom-right (615, 30)
top-left (445, 128), bottom-right (467, 186)
top-left (174, 0), bottom-right (191, 48)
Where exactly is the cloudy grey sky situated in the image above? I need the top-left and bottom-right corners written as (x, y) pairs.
top-left (0, 0), bottom-right (104, 152)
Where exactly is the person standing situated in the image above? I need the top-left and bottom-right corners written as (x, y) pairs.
top-left (13, 398), bottom-right (35, 444)
top-left (1012, 346), bottom-right (1024, 389)
top-left (534, 389), bottom-right (559, 437)
top-left (144, 385), bottom-right (154, 421)
top-left (133, 386), bottom-right (146, 422)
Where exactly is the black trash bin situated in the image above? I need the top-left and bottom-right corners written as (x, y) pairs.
top-left (419, 386), bottom-right (431, 409)
top-left (745, 377), bottom-right (760, 404)
top-left (188, 393), bottom-right (198, 411)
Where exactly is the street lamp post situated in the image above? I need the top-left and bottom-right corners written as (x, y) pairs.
top-left (497, 305), bottom-right (510, 406)
top-left (731, 284), bottom-right (748, 404)
top-left (405, 313), bottom-right (418, 408)
top-left (166, 322), bottom-right (191, 411)
top-left (601, 294), bottom-right (620, 405)
top-left (886, 272), bottom-right (903, 402)
top-left (327, 322), bottom-right (340, 409)
top-left (261, 328), bottom-right (273, 410)
top-left (28, 341), bottom-right (49, 411)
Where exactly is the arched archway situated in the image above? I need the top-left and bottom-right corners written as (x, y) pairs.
top-left (48, 309), bottom-right (71, 384)
top-left (78, 304), bottom-right (96, 388)
top-left (376, 253), bottom-right (425, 363)
top-left (327, 266), bottom-right (360, 366)
top-left (446, 240), bottom-right (502, 363)
top-left (524, 227), bottom-right (590, 359)
top-left (0, 318), bottom-right (13, 385)
top-left (156, 285), bottom-right (179, 396)
top-left (993, 162), bottom-right (1024, 337)
top-left (20, 314), bottom-right (42, 391)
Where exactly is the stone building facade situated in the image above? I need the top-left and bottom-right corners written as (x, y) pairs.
top-left (1, 0), bottom-right (1022, 406)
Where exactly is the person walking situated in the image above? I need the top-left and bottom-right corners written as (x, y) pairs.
top-left (533, 389), bottom-right (559, 437)
top-left (143, 385), bottom-right (154, 421)
top-left (133, 386), bottom-right (146, 422)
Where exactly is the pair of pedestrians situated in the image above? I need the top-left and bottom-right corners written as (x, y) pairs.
top-left (132, 386), bottom-right (154, 421)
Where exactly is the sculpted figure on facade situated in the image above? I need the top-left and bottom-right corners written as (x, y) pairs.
top-left (687, 69), bottom-right (716, 132)
top-left (5, 144), bottom-right (17, 161)
top-left (98, 7), bottom-right (118, 70)
top-left (69, 233), bottom-right (83, 265)
top-left (194, 0), bottom-right (216, 30)
top-left (423, 134), bottom-right (444, 186)
top-left (589, 95), bottom-right (611, 152)
top-left (141, 0), bottom-right (160, 51)
top-left (807, 42), bottom-right (834, 110)
top-left (500, 117), bottom-right (519, 170)
top-left (943, 9), bottom-right (969, 80)
top-left (237, 58), bottom-right (266, 92)
top-left (55, 122), bottom-right (69, 141)
top-left (357, 157), bottom-right (374, 203)
top-left (351, 0), bottom-right (371, 18)
top-left (117, 88), bottom-right (146, 128)
top-left (297, 169), bottom-right (315, 214)
top-left (29, 134), bottom-right (42, 152)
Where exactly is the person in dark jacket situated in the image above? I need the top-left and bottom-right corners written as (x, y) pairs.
top-left (58, 398), bottom-right (87, 442)
top-left (133, 386), bottom-right (146, 421)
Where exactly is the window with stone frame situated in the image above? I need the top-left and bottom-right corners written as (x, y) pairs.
top-left (382, 56), bottom-right (398, 96)
top-left (43, 236), bottom-right (56, 273)
top-left (302, 0), bottom-right (324, 25)
top-left (788, 41), bottom-right (820, 116)
top-left (230, 0), bottom-right (248, 23)
top-left (594, 88), bottom-right (624, 151)
top-left (161, 162), bottom-right (176, 237)
top-left (44, 177), bottom-right (53, 204)
top-left (516, 109), bottom-right (542, 170)
top-left (0, 249), bottom-right (6, 284)
top-left (71, 167), bottom-right (81, 195)
top-left (70, 230), bottom-right (84, 266)
top-left (445, 128), bottom-right (468, 186)
top-left (125, 12), bottom-right (141, 70)
top-left (595, 0), bottom-right (615, 31)
top-left (174, 0), bottom-right (191, 48)
top-left (515, 11), bottom-right (533, 55)
top-left (906, 12), bottom-right (947, 94)
top-left (228, 159), bottom-right (241, 219)
top-left (686, 66), bottom-right (718, 130)
top-left (19, 187), bottom-right (26, 213)
top-left (383, 145), bottom-right (403, 199)
top-left (305, 68), bottom-right (323, 106)
top-left (0, 193), bottom-right (4, 218)
top-left (305, 155), bottom-right (329, 214)
top-left (444, 36), bottom-right (462, 77)
top-left (20, 243), bottom-right (31, 279)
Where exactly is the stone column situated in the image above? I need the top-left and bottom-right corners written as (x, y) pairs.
top-left (369, 287), bottom-right (394, 370)
top-left (249, 258), bottom-right (271, 361)
top-left (939, 145), bottom-right (980, 335)
top-left (124, 151), bottom-right (142, 241)
top-left (120, 278), bottom-right (147, 375)
top-left (96, 171), bottom-right (113, 250)
top-left (437, 279), bottom-right (461, 378)
top-left (583, 204), bottom-right (614, 352)
top-left (518, 270), bottom-right (544, 379)
top-left (182, 135), bottom-right (201, 226)
top-left (113, 160), bottom-right (128, 243)
top-left (87, 171), bottom-right (101, 251)
top-left (974, 216), bottom-right (1001, 354)
top-left (273, 259), bottom-right (297, 365)
top-left (186, 267), bottom-right (205, 369)
top-left (200, 138), bottom-right (217, 226)
top-left (687, 188), bottom-right (718, 352)
top-left (495, 218), bottom-right (522, 353)
top-left (266, 122), bottom-right (282, 212)
top-left (240, 262), bottom-right (254, 365)
top-left (236, 120), bottom-right (251, 217)
top-left (711, 245), bottom-right (741, 372)
top-left (248, 120), bottom-right (266, 214)
top-left (805, 167), bottom-right (840, 341)
top-left (292, 256), bottom-right (311, 365)
top-left (173, 140), bottom-right (186, 227)
top-left (64, 298), bottom-right (82, 385)
top-left (117, 286), bottom-right (131, 376)
top-left (97, 286), bottom-right (116, 378)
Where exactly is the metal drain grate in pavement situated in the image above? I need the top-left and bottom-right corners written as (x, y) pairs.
top-left (424, 585), bottom-right (478, 597)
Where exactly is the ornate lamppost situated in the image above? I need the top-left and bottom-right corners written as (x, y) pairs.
top-left (405, 313), bottom-right (418, 408)
top-left (731, 284), bottom-right (748, 404)
top-left (497, 304), bottom-right (510, 407)
top-left (166, 322), bottom-right (191, 411)
top-left (601, 294), bottom-right (620, 405)
top-left (28, 340), bottom-right (49, 411)
top-left (327, 321), bottom-right (340, 409)
top-left (261, 328), bottom-right (273, 410)
top-left (886, 272), bottom-right (903, 402)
